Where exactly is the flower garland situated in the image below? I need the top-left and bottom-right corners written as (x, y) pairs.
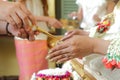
top-left (91, 13), bottom-right (114, 38)
top-left (97, 19), bottom-right (111, 33)
top-left (95, 13), bottom-right (120, 69)
top-left (36, 71), bottom-right (71, 80)
top-left (102, 38), bottom-right (120, 69)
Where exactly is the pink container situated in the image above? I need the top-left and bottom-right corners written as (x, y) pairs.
top-left (14, 38), bottom-right (48, 80)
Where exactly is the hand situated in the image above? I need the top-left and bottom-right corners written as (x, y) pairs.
top-left (0, 1), bottom-right (36, 28)
top-left (0, 1), bottom-right (36, 40)
top-left (46, 35), bottom-right (94, 63)
top-left (48, 18), bottom-right (63, 28)
top-left (8, 23), bottom-right (34, 40)
top-left (62, 29), bottom-right (89, 41)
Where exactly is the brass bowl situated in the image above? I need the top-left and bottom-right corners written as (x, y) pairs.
top-left (48, 36), bottom-right (63, 49)
top-left (35, 26), bottom-right (63, 48)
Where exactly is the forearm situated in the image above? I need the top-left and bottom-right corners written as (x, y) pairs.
top-left (92, 38), bottom-right (110, 55)
top-left (0, 21), bottom-right (7, 34)
top-left (76, 8), bottom-right (83, 21)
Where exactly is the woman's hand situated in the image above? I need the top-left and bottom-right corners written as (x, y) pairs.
top-left (46, 35), bottom-right (94, 63)
top-left (62, 29), bottom-right (89, 41)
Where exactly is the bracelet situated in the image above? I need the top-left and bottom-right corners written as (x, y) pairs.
top-left (6, 23), bottom-right (12, 36)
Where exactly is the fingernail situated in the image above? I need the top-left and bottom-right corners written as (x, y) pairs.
top-left (49, 59), bottom-right (54, 62)
top-left (46, 55), bottom-right (50, 59)
top-left (48, 50), bottom-right (52, 54)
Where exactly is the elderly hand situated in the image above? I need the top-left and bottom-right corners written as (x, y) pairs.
top-left (46, 35), bottom-right (94, 64)
top-left (0, 1), bottom-right (36, 40)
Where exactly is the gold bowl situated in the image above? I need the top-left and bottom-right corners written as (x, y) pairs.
top-left (48, 36), bottom-right (62, 49)
top-left (35, 26), bottom-right (63, 48)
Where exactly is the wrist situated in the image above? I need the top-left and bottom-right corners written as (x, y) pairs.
top-left (0, 21), bottom-right (7, 34)
top-left (92, 38), bottom-right (110, 54)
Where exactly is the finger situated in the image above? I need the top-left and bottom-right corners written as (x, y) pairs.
top-left (49, 54), bottom-right (67, 62)
top-left (49, 52), bottom-right (73, 63)
top-left (54, 21), bottom-right (63, 28)
top-left (62, 31), bottom-right (74, 41)
top-left (56, 57), bottom-right (71, 64)
top-left (52, 23), bottom-right (59, 28)
top-left (19, 28), bottom-right (28, 38)
top-left (20, 4), bottom-right (36, 25)
top-left (10, 12), bottom-right (22, 29)
top-left (6, 15), bottom-right (17, 29)
top-left (28, 30), bottom-right (35, 41)
top-left (47, 46), bottom-right (71, 59)
top-left (48, 50), bottom-right (67, 60)
top-left (7, 24), bottom-right (20, 36)
top-left (16, 7), bottom-right (34, 40)
top-left (64, 31), bottom-right (73, 35)
top-left (61, 35), bottom-right (72, 41)
top-left (12, 31), bottom-right (20, 37)
top-left (16, 8), bottom-right (30, 30)
top-left (49, 43), bottom-right (69, 54)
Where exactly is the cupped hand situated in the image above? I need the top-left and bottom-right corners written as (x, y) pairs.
top-left (46, 35), bottom-right (94, 64)
top-left (62, 29), bottom-right (89, 41)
